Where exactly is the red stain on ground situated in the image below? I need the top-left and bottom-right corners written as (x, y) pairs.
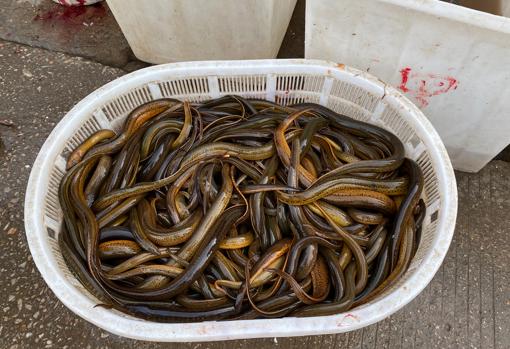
top-left (33, 2), bottom-right (105, 24)
top-left (398, 67), bottom-right (458, 108)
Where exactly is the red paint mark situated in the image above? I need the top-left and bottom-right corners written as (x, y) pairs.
top-left (447, 77), bottom-right (458, 90)
top-left (399, 67), bottom-right (412, 93)
top-left (33, 2), bottom-right (105, 23)
top-left (415, 79), bottom-right (428, 107)
top-left (398, 67), bottom-right (458, 108)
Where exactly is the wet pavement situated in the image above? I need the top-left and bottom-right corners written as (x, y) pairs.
top-left (0, 0), bottom-right (135, 69)
top-left (0, 1), bottom-right (509, 347)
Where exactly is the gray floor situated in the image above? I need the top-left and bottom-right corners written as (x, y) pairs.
top-left (0, 0), bottom-right (133, 68)
top-left (0, 1), bottom-right (509, 348)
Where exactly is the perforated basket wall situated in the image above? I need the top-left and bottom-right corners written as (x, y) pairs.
top-left (25, 60), bottom-right (457, 342)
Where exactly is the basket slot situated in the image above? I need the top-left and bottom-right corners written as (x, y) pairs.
top-left (319, 77), bottom-right (334, 105)
top-left (54, 155), bottom-right (67, 173)
top-left (63, 114), bottom-right (106, 154)
top-left (217, 75), bottom-right (266, 99)
top-left (158, 78), bottom-right (210, 102)
top-left (46, 226), bottom-right (58, 241)
top-left (409, 139), bottom-right (427, 161)
top-left (276, 75), bottom-right (324, 93)
top-left (147, 82), bottom-right (163, 99)
top-left (406, 196), bottom-right (440, 275)
top-left (45, 166), bottom-right (65, 222)
top-left (329, 80), bottom-right (379, 113)
top-left (45, 198), bottom-right (60, 223)
top-left (412, 217), bottom-right (438, 265)
top-left (49, 235), bottom-right (67, 273)
top-left (379, 107), bottom-right (414, 144)
top-left (49, 232), bottom-right (60, 252)
top-left (275, 75), bottom-right (324, 105)
top-left (326, 96), bottom-right (372, 122)
top-left (377, 209), bottom-right (439, 300)
top-left (91, 110), bottom-right (111, 130)
top-left (416, 151), bottom-right (440, 204)
top-left (430, 209), bottom-right (439, 223)
top-left (276, 92), bottom-right (321, 106)
top-left (408, 134), bottom-right (421, 148)
top-left (101, 87), bottom-right (153, 122)
top-left (49, 236), bottom-right (84, 288)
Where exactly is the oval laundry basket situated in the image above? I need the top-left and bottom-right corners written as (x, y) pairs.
top-left (24, 59), bottom-right (457, 342)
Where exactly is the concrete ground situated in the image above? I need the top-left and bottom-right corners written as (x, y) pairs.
top-left (0, 1), bottom-right (509, 348)
top-left (0, 0), bottom-right (137, 70)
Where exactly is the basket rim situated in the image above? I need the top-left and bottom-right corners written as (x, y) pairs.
top-left (24, 59), bottom-right (458, 342)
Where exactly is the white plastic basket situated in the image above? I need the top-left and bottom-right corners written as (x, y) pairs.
top-left (24, 59), bottom-right (457, 342)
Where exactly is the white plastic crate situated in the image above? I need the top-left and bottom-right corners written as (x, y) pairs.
top-left (106, 0), bottom-right (297, 64)
top-left (305, 0), bottom-right (510, 172)
top-left (24, 60), bottom-right (457, 342)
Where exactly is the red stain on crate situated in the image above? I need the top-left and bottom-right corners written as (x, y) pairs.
top-left (399, 67), bottom-right (412, 93)
top-left (398, 67), bottom-right (458, 108)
